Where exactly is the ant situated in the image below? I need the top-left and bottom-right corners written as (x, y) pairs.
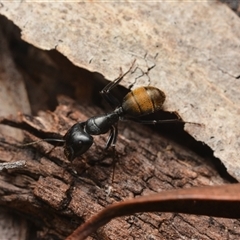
top-left (24, 60), bottom-right (199, 178)
top-left (63, 60), bottom-right (196, 162)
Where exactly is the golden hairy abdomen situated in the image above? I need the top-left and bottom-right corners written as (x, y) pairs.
top-left (122, 86), bottom-right (166, 116)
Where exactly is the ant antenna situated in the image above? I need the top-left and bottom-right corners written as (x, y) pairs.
top-left (19, 138), bottom-right (65, 147)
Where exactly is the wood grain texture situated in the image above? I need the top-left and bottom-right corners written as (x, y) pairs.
top-left (0, 2), bottom-right (240, 239)
top-left (0, 1), bottom-right (239, 181)
top-left (0, 97), bottom-right (239, 239)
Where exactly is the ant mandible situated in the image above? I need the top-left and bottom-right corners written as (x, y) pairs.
top-left (63, 60), bottom-right (188, 162)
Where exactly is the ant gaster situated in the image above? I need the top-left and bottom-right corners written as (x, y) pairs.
top-left (63, 61), bottom-right (186, 162)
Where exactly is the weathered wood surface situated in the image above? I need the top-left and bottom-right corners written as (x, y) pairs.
top-left (1, 96), bottom-right (240, 239)
top-left (1, 1), bottom-right (240, 182)
top-left (0, 1), bottom-right (240, 239)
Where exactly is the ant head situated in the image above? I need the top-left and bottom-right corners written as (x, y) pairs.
top-left (63, 123), bottom-right (93, 161)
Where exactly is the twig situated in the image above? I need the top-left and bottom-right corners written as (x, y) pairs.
top-left (66, 183), bottom-right (240, 240)
top-left (0, 160), bottom-right (26, 171)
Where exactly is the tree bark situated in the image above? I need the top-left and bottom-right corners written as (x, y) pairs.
top-left (0, 12), bottom-right (239, 239)
top-left (0, 97), bottom-right (239, 239)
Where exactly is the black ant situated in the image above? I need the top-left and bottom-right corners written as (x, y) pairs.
top-left (25, 60), bottom-right (199, 175)
top-left (63, 60), bottom-right (198, 162)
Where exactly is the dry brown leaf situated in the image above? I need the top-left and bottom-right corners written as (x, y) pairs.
top-left (0, 1), bottom-right (239, 182)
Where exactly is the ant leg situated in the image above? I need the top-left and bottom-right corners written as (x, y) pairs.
top-left (105, 124), bottom-right (118, 150)
top-left (100, 59), bottom-right (136, 108)
top-left (101, 59), bottom-right (136, 93)
top-left (125, 117), bottom-right (202, 126)
top-left (104, 124), bottom-right (118, 183)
